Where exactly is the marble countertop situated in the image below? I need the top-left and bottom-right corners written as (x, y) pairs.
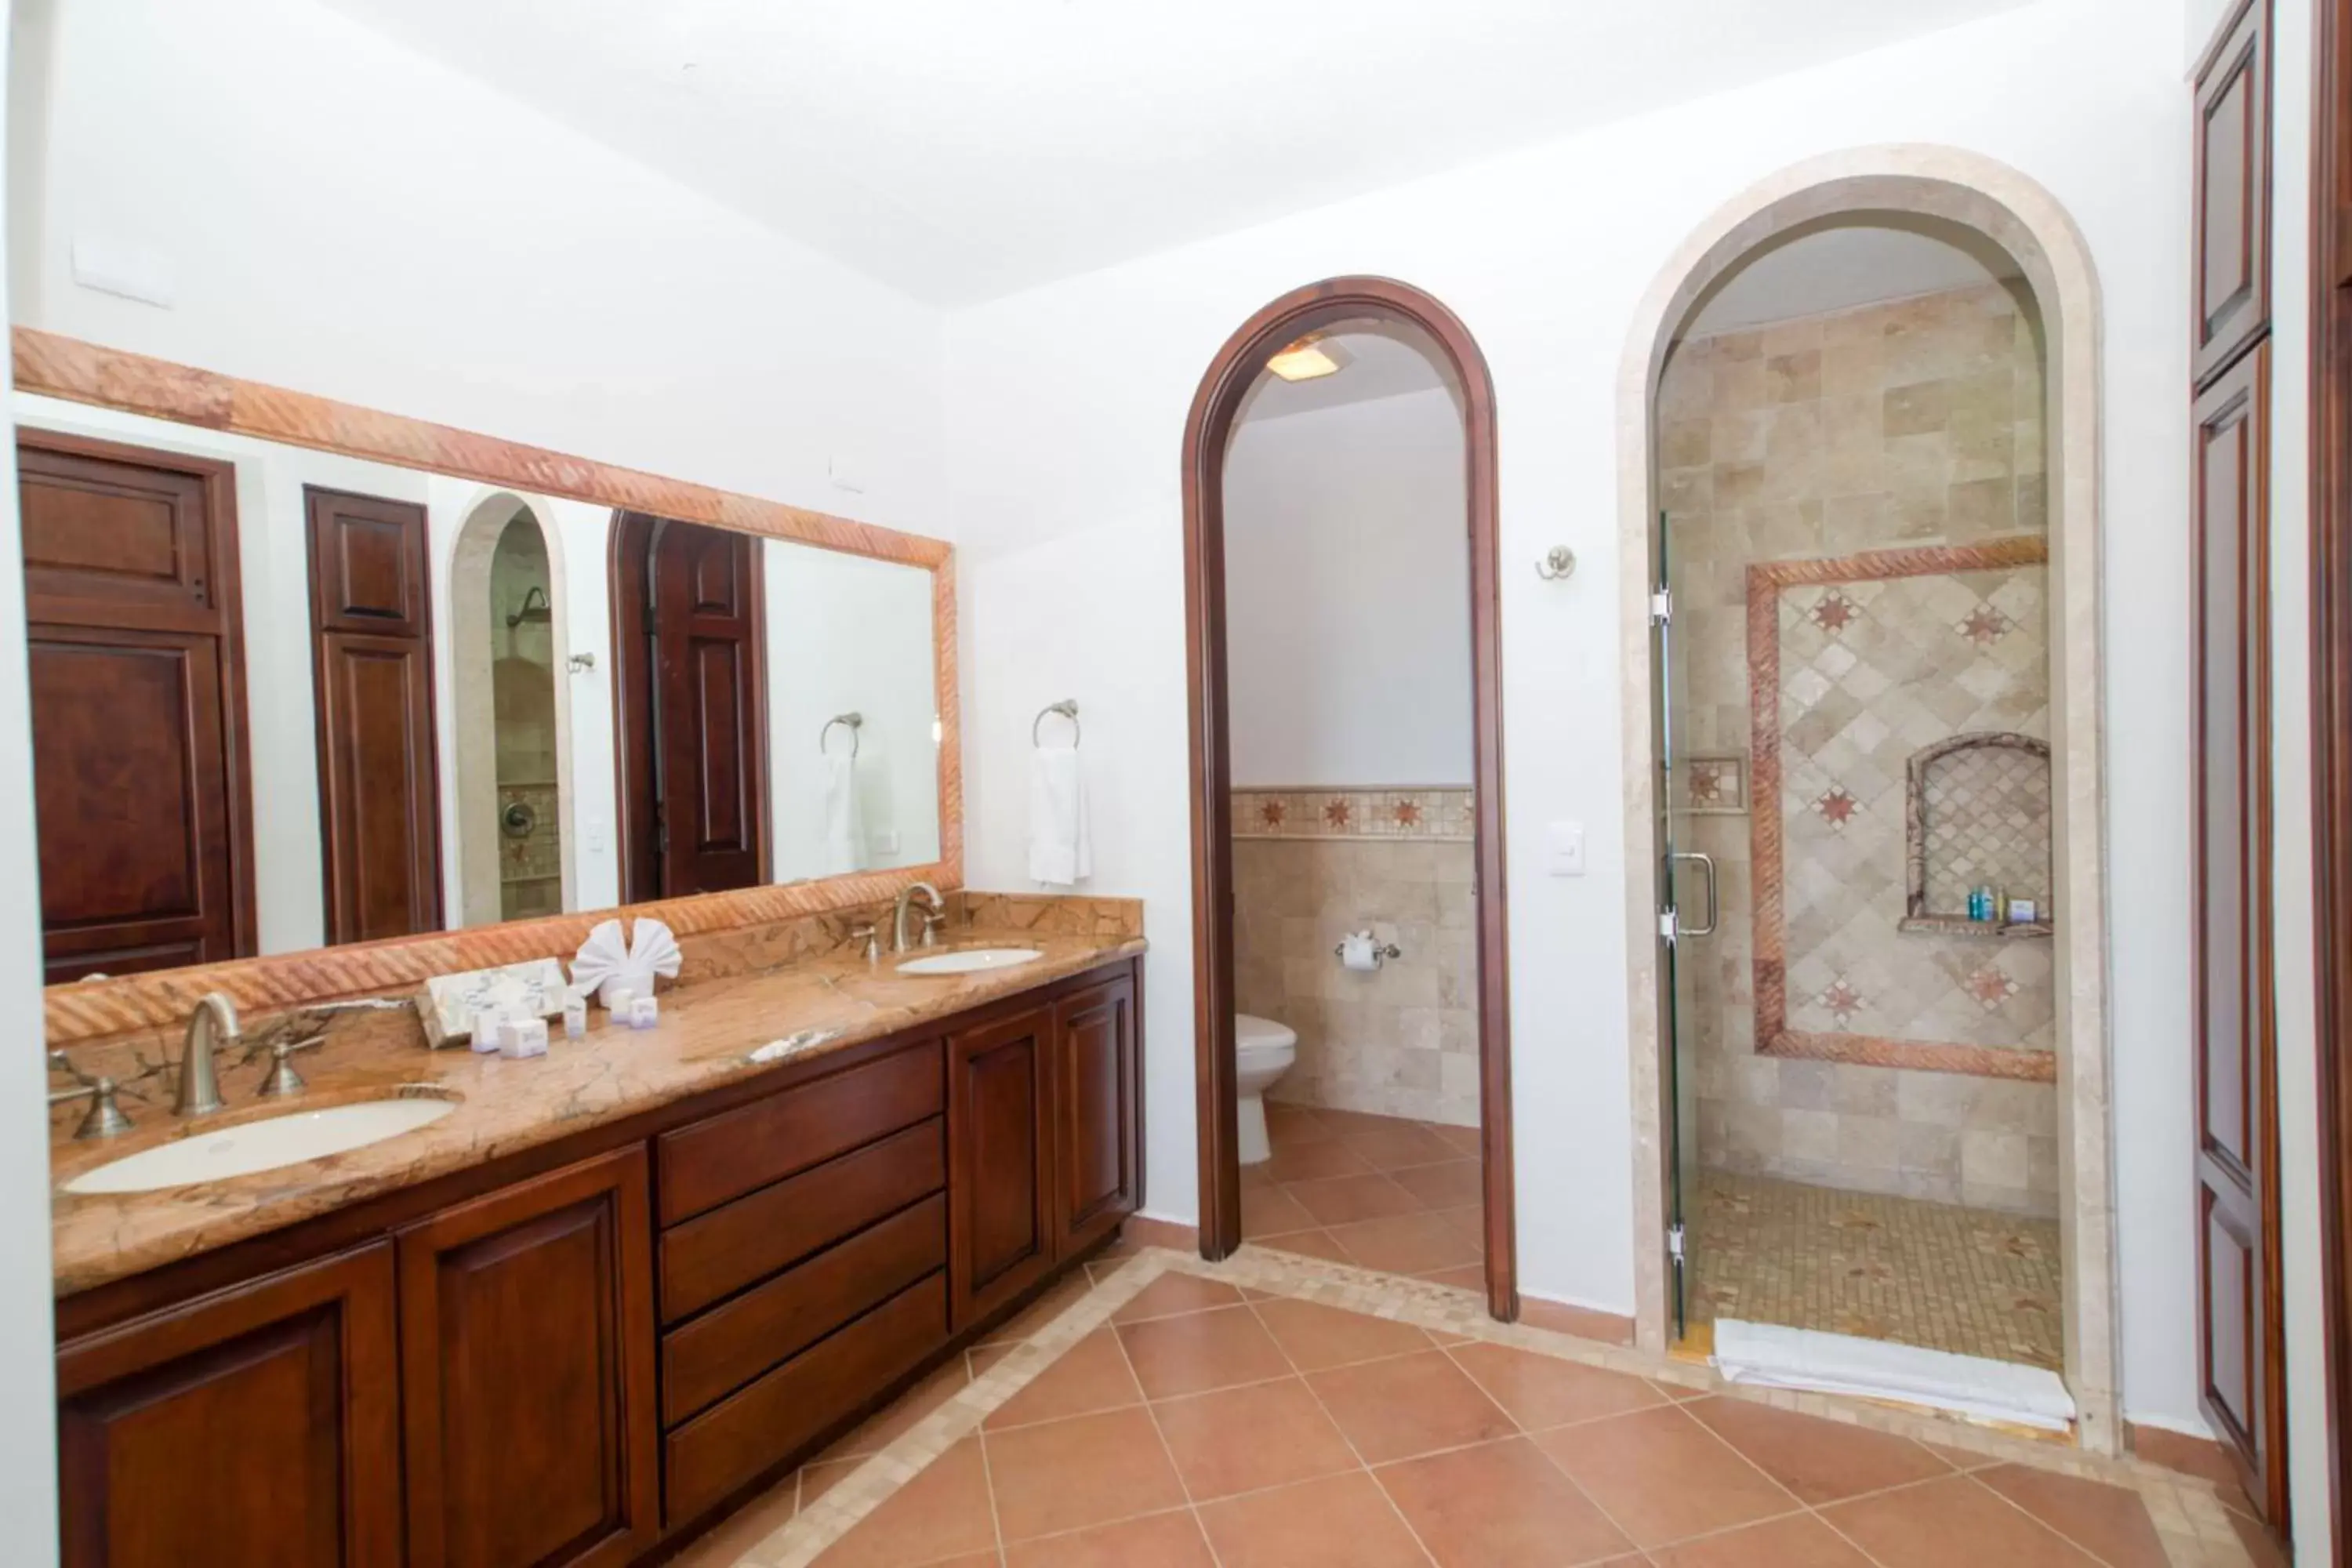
top-left (50, 933), bottom-right (1145, 1298)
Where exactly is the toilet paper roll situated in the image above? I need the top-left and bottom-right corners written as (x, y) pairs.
top-left (1338, 932), bottom-right (1380, 971)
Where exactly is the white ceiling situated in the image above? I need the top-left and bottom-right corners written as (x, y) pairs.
top-left (1679, 221), bottom-right (2023, 337)
top-left (1238, 325), bottom-right (1456, 425)
top-left (315, 0), bottom-right (2033, 307)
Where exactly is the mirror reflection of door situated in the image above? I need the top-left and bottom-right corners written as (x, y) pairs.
top-left (16, 430), bottom-right (258, 980)
top-left (609, 511), bottom-right (769, 902)
top-left (488, 516), bottom-right (561, 920)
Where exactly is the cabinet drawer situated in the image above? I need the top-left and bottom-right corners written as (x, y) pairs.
top-left (662, 1273), bottom-right (947, 1529)
top-left (658, 1043), bottom-right (942, 1224)
top-left (660, 1119), bottom-right (944, 1323)
top-left (662, 1193), bottom-right (946, 1425)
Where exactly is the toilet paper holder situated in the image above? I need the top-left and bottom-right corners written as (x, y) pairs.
top-left (1334, 932), bottom-right (1403, 967)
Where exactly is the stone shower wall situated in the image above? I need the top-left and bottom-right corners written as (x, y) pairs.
top-left (1658, 281), bottom-right (2059, 1217)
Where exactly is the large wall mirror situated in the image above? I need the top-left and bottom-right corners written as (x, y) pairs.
top-left (13, 339), bottom-right (953, 999)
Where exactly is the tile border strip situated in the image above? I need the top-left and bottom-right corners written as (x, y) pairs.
top-left (1231, 786), bottom-right (1475, 842)
top-left (1746, 536), bottom-right (2058, 1082)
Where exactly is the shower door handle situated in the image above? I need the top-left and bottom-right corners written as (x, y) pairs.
top-left (1668, 851), bottom-right (1718, 937)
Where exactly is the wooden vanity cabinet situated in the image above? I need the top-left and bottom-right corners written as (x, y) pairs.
top-left (397, 1146), bottom-right (659, 1568)
top-left (1052, 973), bottom-right (1139, 1261)
top-left (56, 1243), bottom-right (402, 1568)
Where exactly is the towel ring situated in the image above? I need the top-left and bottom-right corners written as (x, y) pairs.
top-left (820, 712), bottom-right (863, 758)
top-left (1033, 699), bottom-right (1080, 748)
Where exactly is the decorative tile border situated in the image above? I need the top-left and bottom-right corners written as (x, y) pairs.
top-left (12, 328), bottom-right (965, 1045)
top-left (736, 1241), bottom-right (2255, 1568)
top-left (1232, 786), bottom-right (1473, 840)
top-left (1677, 753), bottom-right (1749, 816)
top-left (1748, 539), bottom-right (2057, 1083)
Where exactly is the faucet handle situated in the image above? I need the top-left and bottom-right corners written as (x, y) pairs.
top-left (254, 1034), bottom-right (326, 1100)
top-left (848, 924), bottom-right (880, 963)
top-left (49, 1075), bottom-right (133, 1141)
top-left (920, 909), bottom-right (948, 948)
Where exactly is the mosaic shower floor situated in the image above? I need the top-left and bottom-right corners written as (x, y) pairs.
top-left (1686, 1172), bottom-right (2064, 1370)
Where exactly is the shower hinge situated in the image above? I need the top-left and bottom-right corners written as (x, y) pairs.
top-left (1658, 909), bottom-right (1677, 943)
top-left (1668, 1223), bottom-right (1686, 1263)
top-left (1650, 590), bottom-right (1672, 623)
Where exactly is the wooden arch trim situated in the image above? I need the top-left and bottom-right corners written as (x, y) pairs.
top-left (1179, 275), bottom-right (1516, 1319)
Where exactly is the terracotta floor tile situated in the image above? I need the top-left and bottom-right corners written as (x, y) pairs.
top-left (1252, 1295), bottom-right (1434, 1371)
top-left (1305, 1106), bottom-right (1406, 1135)
top-left (1534, 1406), bottom-right (1798, 1548)
top-left (1377, 1436), bottom-right (1634, 1566)
top-left (1153, 1377), bottom-right (1361, 1500)
top-left (1287, 1172), bottom-right (1423, 1226)
top-left (1113, 1272), bottom-right (1247, 1323)
top-left (967, 1343), bottom-right (1015, 1381)
top-left (2227, 1507), bottom-right (2292, 1568)
top-left (1265, 1138), bottom-right (1377, 1185)
top-left (1117, 1305), bottom-right (1294, 1398)
top-left (1688, 1397), bottom-right (1955, 1504)
top-left (1647, 1512), bottom-right (1877, 1567)
top-left (1265, 1103), bottom-right (1338, 1143)
top-left (1308, 1348), bottom-right (1517, 1462)
top-left (979, 1271), bottom-right (1097, 1348)
top-left (814, 1436), bottom-right (998, 1568)
top-left (1002, 1510), bottom-right (1217, 1566)
top-left (1336, 1124), bottom-right (1464, 1171)
top-left (1196, 1470), bottom-right (1433, 1568)
top-left (1445, 1340), bottom-right (1666, 1428)
top-left (800, 1456), bottom-right (860, 1508)
top-left (1432, 1204), bottom-right (1489, 1247)
top-left (1428, 1122), bottom-right (1486, 1155)
top-left (1820, 1475), bottom-right (2103, 1568)
top-left (1252, 1228), bottom-right (1353, 1263)
top-left (1973, 1464), bottom-right (2171, 1568)
top-left (1918, 1439), bottom-right (1995, 1472)
top-left (1240, 1182), bottom-right (1319, 1236)
top-left (985, 1329), bottom-right (1143, 1429)
top-left (1388, 1160), bottom-right (1485, 1210)
top-left (666, 1471), bottom-right (798, 1567)
top-left (1416, 1265), bottom-right (1488, 1292)
top-left (826, 1357), bottom-right (973, 1457)
top-left (1327, 1211), bottom-right (1483, 1276)
top-left (984, 1406), bottom-right (1188, 1543)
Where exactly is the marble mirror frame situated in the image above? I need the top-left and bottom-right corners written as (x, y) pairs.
top-left (16, 328), bottom-right (961, 1046)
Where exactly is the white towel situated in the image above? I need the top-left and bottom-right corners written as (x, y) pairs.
top-left (822, 753), bottom-right (866, 875)
top-left (1028, 743), bottom-right (1091, 885)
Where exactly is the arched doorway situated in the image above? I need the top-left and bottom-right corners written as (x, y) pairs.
top-left (1617, 151), bottom-right (2115, 1447)
top-left (448, 492), bottom-right (573, 926)
top-left (1181, 275), bottom-right (1518, 1320)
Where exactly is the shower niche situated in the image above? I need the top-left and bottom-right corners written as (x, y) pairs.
top-left (1900, 731), bottom-right (2053, 938)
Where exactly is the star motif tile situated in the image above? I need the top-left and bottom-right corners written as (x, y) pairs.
top-left (1392, 800), bottom-right (1421, 827)
top-left (1818, 978), bottom-right (1868, 1023)
top-left (1963, 964), bottom-right (2020, 1010)
top-left (1956, 603), bottom-right (2013, 646)
top-left (1811, 591), bottom-right (1860, 633)
top-left (1812, 787), bottom-right (1859, 828)
top-left (1323, 798), bottom-right (1352, 829)
top-left (1258, 799), bottom-right (1287, 829)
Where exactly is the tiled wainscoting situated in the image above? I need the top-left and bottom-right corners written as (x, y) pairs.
top-left (1232, 788), bottom-right (1478, 1127)
top-left (670, 1239), bottom-right (2265, 1568)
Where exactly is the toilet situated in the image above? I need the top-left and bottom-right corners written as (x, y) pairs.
top-left (1235, 1013), bottom-right (1299, 1165)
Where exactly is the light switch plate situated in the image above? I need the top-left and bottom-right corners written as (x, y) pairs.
top-left (1548, 821), bottom-right (1585, 877)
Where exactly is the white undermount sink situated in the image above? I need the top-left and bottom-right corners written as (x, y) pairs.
top-left (895, 947), bottom-right (1044, 976)
top-left (63, 1094), bottom-right (459, 1196)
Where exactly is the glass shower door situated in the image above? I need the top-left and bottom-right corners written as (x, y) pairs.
top-left (1653, 513), bottom-right (1708, 1343)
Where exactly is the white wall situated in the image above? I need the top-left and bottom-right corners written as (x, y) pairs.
top-left (765, 543), bottom-right (943, 882)
top-left (0, 1), bottom-right (60, 1555)
top-left (948, 0), bottom-right (2205, 1434)
top-left (1224, 388), bottom-right (1472, 787)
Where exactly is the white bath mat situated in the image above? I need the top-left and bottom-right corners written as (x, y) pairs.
top-left (1712, 1318), bottom-right (2075, 1432)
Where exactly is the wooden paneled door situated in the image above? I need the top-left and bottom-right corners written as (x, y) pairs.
top-left (608, 512), bottom-right (768, 902)
top-left (2192, 0), bottom-right (2270, 386)
top-left (16, 430), bottom-right (256, 980)
top-left (1052, 974), bottom-right (1139, 1260)
top-left (56, 1243), bottom-right (402, 1568)
top-left (305, 486), bottom-right (443, 944)
top-left (946, 1004), bottom-right (1055, 1330)
top-left (397, 1147), bottom-right (660, 1568)
top-left (2191, 348), bottom-right (2286, 1520)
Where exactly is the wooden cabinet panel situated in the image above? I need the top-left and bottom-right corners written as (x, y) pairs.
top-left (2190, 347), bottom-right (2287, 1519)
top-left (307, 487), bottom-right (442, 945)
top-left (947, 1005), bottom-right (1056, 1329)
top-left (18, 431), bottom-right (255, 980)
top-left (663, 1275), bottom-right (946, 1530)
top-left (656, 1044), bottom-right (942, 1224)
top-left (1054, 975), bottom-right (1140, 1259)
top-left (661, 1118), bottom-right (945, 1323)
top-left (56, 1243), bottom-right (400, 1568)
top-left (398, 1147), bottom-right (659, 1568)
top-left (2193, 0), bottom-right (2272, 387)
top-left (662, 1193), bottom-right (945, 1424)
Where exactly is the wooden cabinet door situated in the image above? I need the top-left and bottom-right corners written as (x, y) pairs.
top-left (2190, 347), bottom-right (2288, 1522)
top-left (1053, 973), bottom-right (1140, 1259)
top-left (947, 1006), bottom-right (1056, 1329)
top-left (2192, 0), bottom-right (2271, 387)
top-left (56, 1243), bottom-right (400, 1568)
top-left (306, 486), bottom-right (443, 943)
top-left (398, 1147), bottom-right (659, 1568)
top-left (17, 430), bottom-right (256, 980)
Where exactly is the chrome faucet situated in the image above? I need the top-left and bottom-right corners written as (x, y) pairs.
top-left (892, 882), bottom-right (946, 953)
top-left (176, 993), bottom-right (240, 1118)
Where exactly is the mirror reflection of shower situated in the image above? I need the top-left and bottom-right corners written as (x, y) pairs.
top-left (488, 513), bottom-right (561, 920)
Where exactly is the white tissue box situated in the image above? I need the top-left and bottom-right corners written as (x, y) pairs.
top-left (498, 1016), bottom-right (549, 1059)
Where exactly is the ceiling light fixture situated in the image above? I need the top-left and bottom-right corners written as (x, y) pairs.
top-left (1266, 336), bottom-right (1347, 382)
